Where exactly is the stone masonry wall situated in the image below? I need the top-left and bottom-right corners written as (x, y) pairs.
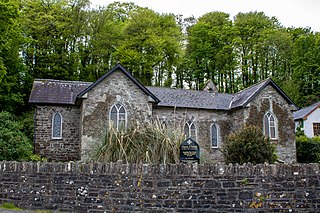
top-left (0, 161), bottom-right (319, 212)
top-left (80, 70), bottom-right (154, 159)
top-left (245, 85), bottom-right (296, 163)
top-left (34, 105), bottom-right (81, 161)
top-left (153, 107), bottom-right (232, 163)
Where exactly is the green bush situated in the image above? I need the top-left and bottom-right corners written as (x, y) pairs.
top-left (222, 125), bottom-right (277, 164)
top-left (92, 121), bottom-right (185, 164)
top-left (0, 111), bottom-right (33, 161)
top-left (296, 136), bottom-right (320, 163)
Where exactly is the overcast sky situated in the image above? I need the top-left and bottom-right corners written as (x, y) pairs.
top-left (90, 0), bottom-right (320, 31)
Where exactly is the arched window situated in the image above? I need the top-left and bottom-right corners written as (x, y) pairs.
top-left (110, 103), bottom-right (127, 130)
top-left (52, 112), bottom-right (62, 139)
top-left (264, 112), bottom-right (278, 139)
top-left (211, 123), bottom-right (218, 148)
top-left (184, 120), bottom-right (196, 140)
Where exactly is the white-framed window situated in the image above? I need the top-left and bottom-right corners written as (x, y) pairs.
top-left (184, 120), bottom-right (196, 140)
top-left (110, 103), bottom-right (127, 130)
top-left (52, 112), bottom-right (62, 139)
top-left (211, 123), bottom-right (218, 148)
top-left (264, 111), bottom-right (278, 139)
top-left (314, 123), bottom-right (320, 136)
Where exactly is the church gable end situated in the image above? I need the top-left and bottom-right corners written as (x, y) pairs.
top-left (80, 68), bottom-right (157, 159)
top-left (245, 84), bottom-right (296, 163)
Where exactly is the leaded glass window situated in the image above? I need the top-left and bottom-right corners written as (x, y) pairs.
top-left (184, 120), bottom-right (196, 140)
top-left (52, 112), bottom-right (62, 139)
top-left (110, 103), bottom-right (127, 130)
top-left (211, 123), bottom-right (218, 148)
top-left (264, 112), bottom-right (278, 139)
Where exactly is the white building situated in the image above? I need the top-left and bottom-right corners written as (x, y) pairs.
top-left (294, 101), bottom-right (320, 138)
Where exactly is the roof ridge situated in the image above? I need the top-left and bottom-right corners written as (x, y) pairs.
top-left (147, 86), bottom-right (232, 96)
top-left (34, 78), bottom-right (92, 84)
top-left (234, 78), bottom-right (270, 95)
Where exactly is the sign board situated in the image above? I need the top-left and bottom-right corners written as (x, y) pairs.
top-left (180, 138), bottom-right (200, 163)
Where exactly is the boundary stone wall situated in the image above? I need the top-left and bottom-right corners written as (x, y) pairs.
top-left (0, 161), bottom-right (319, 212)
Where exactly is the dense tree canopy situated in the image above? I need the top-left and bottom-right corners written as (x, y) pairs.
top-left (0, 0), bottom-right (319, 118)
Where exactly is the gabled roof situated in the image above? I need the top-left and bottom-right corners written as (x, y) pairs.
top-left (293, 101), bottom-right (320, 120)
top-left (29, 65), bottom-right (298, 111)
top-left (230, 78), bottom-right (298, 109)
top-left (147, 86), bottom-right (233, 110)
top-left (29, 79), bottom-right (92, 105)
top-left (77, 64), bottom-right (160, 103)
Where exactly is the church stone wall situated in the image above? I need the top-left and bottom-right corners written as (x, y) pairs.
top-left (153, 107), bottom-right (233, 163)
top-left (80, 70), bottom-right (153, 160)
top-left (34, 105), bottom-right (81, 161)
top-left (245, 85), bottom-right (296, 163)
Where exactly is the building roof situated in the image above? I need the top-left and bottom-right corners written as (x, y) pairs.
top-left (147, 86), bottom-right (233, 110)
top-left (293, 101), bottom-right (320, 120)
top-left (29, 65), bottom-right (298, 110)
top-left (29, 79), bottom-right (92, 105)
top-left (230, 78), bottom-right (298, 109)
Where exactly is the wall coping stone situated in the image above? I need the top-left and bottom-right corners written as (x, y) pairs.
top-left (0, 161), bottom-right (319, 177)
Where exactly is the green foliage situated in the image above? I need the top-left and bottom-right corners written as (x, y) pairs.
top-left (296, 136), bottom-right (320, 163)
top-left (115, 8), bottom-right (183, 86)
top-left (0, 111), bottom-right (33, 161)
top-left (29, 154), bottom-right (47, 162)
top-left (0, 202), bottom-right (22, 210)
top-left (295, 125), bottom-right (305, 137)
top-left (92, 121), bottom-right (185, 164)
top-left (222, 125), bottom-right (277, 164)
top-left (290, 32), bottom-right (320, 107)
top-left (0, 0), bottom-right (27, 113)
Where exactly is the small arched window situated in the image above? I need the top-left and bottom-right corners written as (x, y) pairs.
top-left (52, 112), bottom-right (62, 139)
top-left (184, 120), bottom-right (196, 140)
top-left (110, 103), bottom-right (127, 130)
top-left (211, 123), bottom-right (218, 148)
top-left (264, 111), bottom-right (278, 139)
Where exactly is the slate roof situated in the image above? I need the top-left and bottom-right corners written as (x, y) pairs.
top-left (230, 78), bottom-right (298, 109)
top-left (29, 65), bottom-right (297, 110)
top-left (293, 101), bottom-right (320, 120)
top-left (146, 86), bottom-right (233, 110)
top-left (29, 79), bottom-right (92, 105)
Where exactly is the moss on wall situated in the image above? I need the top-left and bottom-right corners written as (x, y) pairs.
top-left (246, 99), bottom-right (269, 128)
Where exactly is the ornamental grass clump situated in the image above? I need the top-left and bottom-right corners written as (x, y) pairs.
top-left (222, 125), bottom-right (277, 164)
top-left (93, 120), bottom-right (185, 164)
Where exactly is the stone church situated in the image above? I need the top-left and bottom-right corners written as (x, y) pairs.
top-left (29, 64), bottom-right (298, 163)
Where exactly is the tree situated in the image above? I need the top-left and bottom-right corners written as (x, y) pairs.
top-left (222, 125), bottom-right (277, 164)
top-left (233, 11), bottom-right (280, 88)
top-left (83, 2), bottom-right (138, 81)
top-left (290, 31), bottom-right (320, 107)
top-left (0, 111), bottom-right (32, 161)
top-left (114, 8), bottom-right (183, 86)
top-left (0, 0), bottom-right (27, 113)
top-left (21, 0), bottom-right (91, 80)
top-left (185, 12), bottom-right (236, 91)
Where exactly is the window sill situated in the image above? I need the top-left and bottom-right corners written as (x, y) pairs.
top-left (52, 137), bottom-right (63, 140)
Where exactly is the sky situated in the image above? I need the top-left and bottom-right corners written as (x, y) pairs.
top-left (90, 0), bottom-right (320, 32)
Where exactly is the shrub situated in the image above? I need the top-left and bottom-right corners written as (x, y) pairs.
top-left (222, 125), bottom-right (277, 164)
top-left (92, 121), bottom-right (185, 164)
top-left (0, 111), bottom-right (33, 161)
top-left (296, 136), bottom-right (320, 163)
